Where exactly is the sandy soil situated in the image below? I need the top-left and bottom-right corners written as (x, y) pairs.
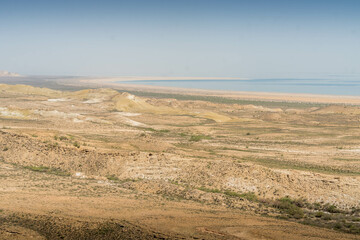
top-left (1, 162), bottom-right (358, 240)
top-left (0, 81), bottom-right (360, 239)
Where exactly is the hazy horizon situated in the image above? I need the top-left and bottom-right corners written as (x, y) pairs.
top-left (1, 0), bottom-right (359, 78)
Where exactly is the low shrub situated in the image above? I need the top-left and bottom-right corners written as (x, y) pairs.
top-left (73, 141), bottom-right (80, 148)
top-left (106, 175), bottom-right (119, 181)
top-left (272, 197), bottom-right (304, 219)
top-left (224, 191), bottom-right (258, 202)
top-left (24, 166), bottom-right (70, 176)
top-left (189, 135), bottom-right (212, 142)
top-left (325, 204), bottom-right (340, 213)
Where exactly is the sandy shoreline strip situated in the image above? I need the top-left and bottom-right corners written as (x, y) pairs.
top-left (76, 76), bottom-right (248, 81)
top-left (72, 77), bottom-right (360, 105)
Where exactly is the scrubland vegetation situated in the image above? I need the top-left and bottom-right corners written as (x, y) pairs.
top-left (0, 83), bottom-right (359, 239)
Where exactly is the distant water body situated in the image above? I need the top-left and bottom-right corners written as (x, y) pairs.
top-left (119, 78), bottom-right (360, 96)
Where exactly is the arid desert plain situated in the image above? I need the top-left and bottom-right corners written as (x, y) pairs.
top-left (0, 76), bottom-right (359, 239)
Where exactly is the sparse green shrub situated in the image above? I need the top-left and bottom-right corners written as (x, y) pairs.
top-left (292, 198), bottom-right (307, 208)
top-left (59, 136), bottom-right (68, 141)
top-left (315, 211), bottom-right (324, 218)
top-left (189, 135), bottom-right (212, 142)
top-left (159, 129), bottom-right (170, 133)
top-left (106, 175), bottom-right (119, 181)
top-left (272, 197), bottom-right (304, 219)
top-left (322, 214), bottom-right (332, 220)
top-left (25, 166), bottom-right (50, 172)
top-left (143, 127), bottom-right (156, 132)
top-left (3, 147), bottom-right (8, 151)
top-left (334, 222), bottom-right (343, 230)
top-left (46, 142), bottom-right (58, 148)
top-left (73, 141), bottom-right (80, 148)
top-left (277, 215), bottom-right (289, 220)
top-left (169, 180), bottom-right (180, 185)
top-left (24, 166), bottom-right (70, 176)
top-left (351, 208), bottom-right (360, 214)
top-left (325, 204), bottom-right (340, 213)
top-left (224, 191), bottom-right (258, 202)
top-left (239, 192), bottom-right (258, 202)
top-left (311, 202), bottom-right (322, 210)
top-left (197, 187), bottom-right (221, 193)
top-left (288, 206), bottom-right (304, 219)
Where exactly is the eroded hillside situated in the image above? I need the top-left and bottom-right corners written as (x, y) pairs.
top-left (1, 84), bottom-right (360, 239)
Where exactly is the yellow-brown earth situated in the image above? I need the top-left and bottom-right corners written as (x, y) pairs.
top-left (0, 80), bottom-right (359, 239)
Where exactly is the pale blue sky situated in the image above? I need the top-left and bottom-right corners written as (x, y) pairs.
top-left (0, 0), bottom-right (359, 77)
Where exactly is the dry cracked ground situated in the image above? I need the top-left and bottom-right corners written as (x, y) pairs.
top-left (0, 81), bottom-right (360, 239)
